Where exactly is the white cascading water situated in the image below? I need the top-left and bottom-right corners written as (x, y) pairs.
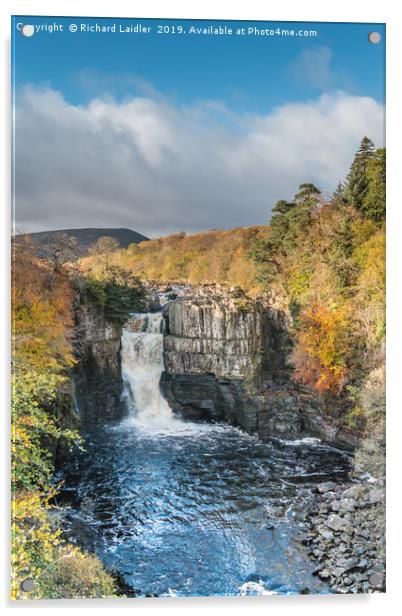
top-left (121, 312), bottom-right (178, 429)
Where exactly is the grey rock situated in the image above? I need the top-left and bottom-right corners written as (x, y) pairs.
top-left (336, 498), bottom-right (356, 513)
top-left (318, 527), bottom-right (334, 541)
top-left (334, 558), bottom-right (358, 573)
top-left (352, 572), bottom-right (368, 584)
top-left (317, 482), bottom-right (338, 494)
top-left (343, 524), bottom-right (354, 536)
top-left (342, 485), bottom-right (365, 500)
top-left (160, 290), bottom-right (305, 437)
top-left (326, 514), bottom-right (349, 532)
top-left (368, 488), bottom-right (384, 505)
top-left (163, 292), bottom-right (287, 379)
top-left (312, 565), bottom-right (324, 575)
top-left (356, 559), bottom-right (369, 570)
top-left (74, 303), bottom-right (125, 424)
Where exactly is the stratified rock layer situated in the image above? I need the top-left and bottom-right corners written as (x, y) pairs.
top-left (160, 287), bottom-right (358, 449)
top-left (73, 303), bottom-right (124, 424)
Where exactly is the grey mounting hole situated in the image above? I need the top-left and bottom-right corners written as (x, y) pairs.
top-left (20, 578), bottom-right (35, 592)
top-left (368, 32), bottom-right (381, 44)
top-left (21, 24), bottom-right (35, 37)
top-left (368, 572), bottom-right (382, 588)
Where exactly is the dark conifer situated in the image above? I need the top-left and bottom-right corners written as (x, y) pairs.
top-left (345, 136), bottom-right (375, 211)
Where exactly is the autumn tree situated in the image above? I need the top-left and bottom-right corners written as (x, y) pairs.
top-left (88, 236), bottom-right (120, 277)
top-left (89, 236), bottom-right (120, 256)
top-left (292, 303), bottom-right (351, 394)
top-left (42, 232), bottom-right (78, 272)
top-left (11, 240), bottom-right (120, 599)
top-left (248, 139), bottom-right (385, 406)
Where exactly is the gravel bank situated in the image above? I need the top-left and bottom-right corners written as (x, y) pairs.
top-left (303, 480), bottom-right (385, 594)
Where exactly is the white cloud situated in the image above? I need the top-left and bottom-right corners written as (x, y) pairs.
top-left (14, 86), bottom-right (384, 237)
top-left (289, 47), bottom-right (334, 89)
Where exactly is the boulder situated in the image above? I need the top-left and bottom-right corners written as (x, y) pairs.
top-left (326, 514), bottom-right (350, 532)
top-left (332, 498), bottom-right (356, 513)
top-left (368, 488), bottom-right (384, 505)
top-left (317, 482), bottom-right (338, 494)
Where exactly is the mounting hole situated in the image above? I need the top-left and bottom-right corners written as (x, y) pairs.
top-left (368, 572), bottom-right (383, 588)
top-left (368, 31), bottom-right (381, 44)
top-left (20, 578), bottom-right (35, 592)
top-left (21, 25), bottom-right (35, 37)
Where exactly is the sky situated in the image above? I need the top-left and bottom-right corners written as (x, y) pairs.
top-left (12, 16), bottom-right (385, 237)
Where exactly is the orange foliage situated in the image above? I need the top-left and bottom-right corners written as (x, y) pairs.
top-left (292, 303), bottom-right (350, 394)
top-left (12, 240), bottom-right (75, 371)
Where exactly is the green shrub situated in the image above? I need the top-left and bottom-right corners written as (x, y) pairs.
top-left (40, 552), bottom-right (118, 599)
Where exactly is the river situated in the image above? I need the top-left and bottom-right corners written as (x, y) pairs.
top-left (60, 310), bottom-right (351, 597)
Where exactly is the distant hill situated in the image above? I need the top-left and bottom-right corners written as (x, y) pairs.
top-left (19, 227), bottom-right (149, 259)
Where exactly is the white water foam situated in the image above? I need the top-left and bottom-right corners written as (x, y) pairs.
top-left (276, 437), bottom-right (322, 447)
top-left (238, 580), bottom-right (278, 596)
top-left (119, 312), bottom-right (243, 437)
top-left (121, 312), bottom-right (181, 431)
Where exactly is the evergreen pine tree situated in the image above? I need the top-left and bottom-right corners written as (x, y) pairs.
top-left (294, 183), bottom-right (321, 205)
top-left (363, 148), bottom-right (386, 224)
top-left (332, 181), bottom-right (348, 206)
top-left (271, 199), bottom-right (294, 216)
top-left (345, 137), bottom-right (375, 211)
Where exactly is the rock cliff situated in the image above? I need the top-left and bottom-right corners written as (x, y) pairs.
top-left (73, 303), bottom-right (124, 424)
top-left (70, 282), bottom-right (358, 449)
top-left (162, 286), bottom-right (290, 379)
top-left (161, 287), bottom-right (292, 436)
top-left (160, 286), bottom-right (358, 449)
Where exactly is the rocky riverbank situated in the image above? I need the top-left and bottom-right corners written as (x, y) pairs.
top-left (303, 479), bottom-right (385, 593)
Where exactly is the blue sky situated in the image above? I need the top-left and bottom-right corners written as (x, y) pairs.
top-left (13, 17), bottom-right (385, 112)
top-left (12, 17), bottom-right (385, 235)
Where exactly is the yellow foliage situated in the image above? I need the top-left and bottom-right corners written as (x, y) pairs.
top-left (79, 226), bottom-right (266, 296)
top-left (11, 490), bottom-right (117, 600)
top-left (293, 303), bottom-right (351, 393)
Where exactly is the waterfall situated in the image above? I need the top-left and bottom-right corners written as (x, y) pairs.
top-left (121, 312), bottom-right (177, 429)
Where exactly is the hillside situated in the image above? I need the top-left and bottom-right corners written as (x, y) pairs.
top-left (78, 226), bottom-right (268, 295)
top-left (79, 138), bottom-right (385, 405)
top-left (18, 227), bottom-right (149, 259)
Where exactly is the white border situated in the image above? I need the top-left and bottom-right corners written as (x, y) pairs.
top-left (1, 1), bottom-right (401, 614)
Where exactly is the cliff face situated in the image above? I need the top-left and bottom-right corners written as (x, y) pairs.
top-left (160, 287), bottom-right (357, 449)
top-left (70, 283), bottom-right (357, 449)
top-left (162, 288), bottom-right (290, 379)
top-left (160, 287), bottom-right (296, 437)
top-left (164, 295), bottom-right (260, 378)
top-left (73, 304), bottom-right (124, 425)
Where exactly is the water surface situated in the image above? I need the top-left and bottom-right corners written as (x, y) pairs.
top-left (61, 420), bottom-right (350, 597)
